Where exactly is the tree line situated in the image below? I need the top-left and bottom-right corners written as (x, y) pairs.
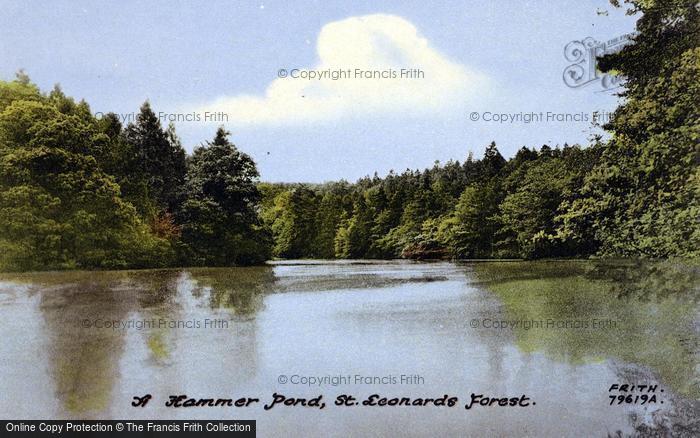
top-left (260, 142), bottom-right (597, 260)
top-left (0, 81), bottom-right (270, 270)
top-left (261, 0), bottom-right (699, 261)
top-left (0, 0), bottom-right (697, 270)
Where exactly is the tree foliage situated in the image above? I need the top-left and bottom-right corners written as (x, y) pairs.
top-left (0, 81), bottom-right (171, 270)
top-left (177, 128), bottom-right (270, 265)
top-left (0, 79), bottom-right (269, 270)
top-left (561, 0), bottom-right (699, 258)
top-left (0, 0), bottom-right (696, 269)
top-left (259, 0), bottom-right (698, 261)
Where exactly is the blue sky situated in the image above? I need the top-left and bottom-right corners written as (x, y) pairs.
top-left (0, 0), bottom-right (638, 182)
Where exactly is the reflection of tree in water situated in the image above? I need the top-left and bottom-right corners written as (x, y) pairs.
top-left (472, 260), bottom-right (700, 399)
top-left (584, 259), bottom-right (700, 303)
top-left (129, 270), bottom-right (182, 364)
top-left (27, 270), bottom-right (182, 415)
top-left (467, 260), bottom-right (595, 289)
top-left (181, 267), bottom-right (275, 386)
top-left (8, 267), bottom-right (273, 414)
top-left (34, 273), bottom-right (136, 416)
top-left (187, 266), bottom-right (275, 318)
top-left (130, 269), bottom-right (182, 309)
top-left (608, 365), bottom-right (700, 438)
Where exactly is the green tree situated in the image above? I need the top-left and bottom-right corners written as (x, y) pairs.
top-left (124, 102), bottom-right (186, 214)
top-left (0, 71), bottom-right (41, 111)
top-left (178, 127), bottom-right (270, 265)
top-left (440, 182), bottom-right (503, 258)
top-left (497, 149), bottom-right (593, 258)
top-left (561, 0), bottom-right (700, 257)
top-left (313, 183), bottom-right (351, 258)
top-left (478, 141), bottom-right (506, 181)
top-left (265, 186), bottom-right (318, 258)
top-left (0, 83), bottom-right (171, 270)
top-left (345, 196), bottom-right (374, 258)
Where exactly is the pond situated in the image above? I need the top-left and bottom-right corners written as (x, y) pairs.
top-left (0, 260), bottom-right (697, 437)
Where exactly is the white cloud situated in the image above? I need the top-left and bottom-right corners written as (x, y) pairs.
top-left (198, 14), bottom-right (488, 126)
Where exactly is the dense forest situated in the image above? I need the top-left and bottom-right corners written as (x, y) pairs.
top-left (260, 0), bottom-right (699, 261)
top-left (0, 86), bottom-right (270, 270)
top-left (0, 0), bottom-right (697, 271)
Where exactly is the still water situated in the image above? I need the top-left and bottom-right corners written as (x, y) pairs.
top-left (0, 260), bottom-right (697, 437)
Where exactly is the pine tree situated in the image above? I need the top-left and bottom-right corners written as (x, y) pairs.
top-left (124, 102), bottom-right (186, 214)
top-left (178, 127), bottom-right (270, 265)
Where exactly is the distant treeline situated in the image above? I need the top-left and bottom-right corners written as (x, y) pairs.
top-left (258, 135), bottom-right (692, 260)
top-left (261, 143), bottom-right (599, 260)
top-left (260, 0), bottom-right (699, 261)
top-left (0, 0), bottom-right (697, 270)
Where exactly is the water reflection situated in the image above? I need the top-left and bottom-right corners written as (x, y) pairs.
top-left (39, 277), bottom-right (134, 415)
top-left (585, 259), bottom-right (700, 303)
top-left (472, 260), bottom-right (699, 436)
top-left (0, 261), bottom-right (697, 436)
top-left (471, 260), bottom-right (699, 398)
top-left (0, 267), bottom-right (274, 417)
top-left (187, 267), bottom-right (274, 318)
